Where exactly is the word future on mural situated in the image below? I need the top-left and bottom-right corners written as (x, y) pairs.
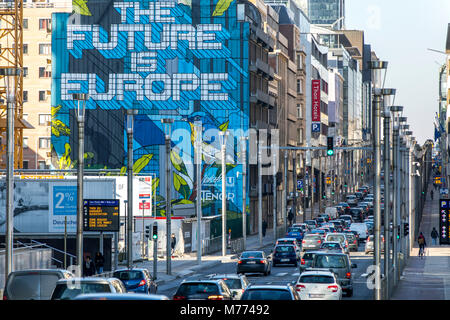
top-left (62, 1), bottom-right (231, 105)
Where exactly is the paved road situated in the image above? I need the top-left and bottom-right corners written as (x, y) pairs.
top-left (158, 242), bottom-right (376, 300)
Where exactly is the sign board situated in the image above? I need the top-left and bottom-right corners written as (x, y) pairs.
top-left (440, 188), bottom-right (449, 196)
top-left (312, 79), bottom-right (321, 122)
top-left (439, 200), bottom-right (450, 244)
top-left (326, 177), bottom-right (332, 185)
top-left (83, 199), bottom-right (120, 232)
top-left (297, 180), bottom-right (303, 190)
top-left (312, 123), bottom-right (321, 133)
top-left (20, 175), bottom-right (64, 180)
top-left (138, 176), bottom-right (152, 213)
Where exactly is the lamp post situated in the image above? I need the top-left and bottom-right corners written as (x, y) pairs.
top-left (219, 131), bottom-right (229, 256)
top-left (73, 93), bottom-right (88, 271)
top-left (161, 118), bottom-right (174, 274)
top-left (1, 67), bottom-right (20, 283)
top-left (241, 136), bottom-right (248, 250)
top-left (142, 199), bottom-right (146, 258)
top-left (127, 109), bottom-right (138, 268)
top-left (381, 88), bottom-right (396, 300)
top-left (369, 60), bottom-right (388, 301)
top-left (194, 120), bottom-right (202, 264)
top-left (398, 117), bottom-right (407, 266)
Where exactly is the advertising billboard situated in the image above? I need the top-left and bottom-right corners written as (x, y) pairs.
top-left (51, 0), bottom-right (250, 220)
top-left (312, 79), bottom-right (321, 123)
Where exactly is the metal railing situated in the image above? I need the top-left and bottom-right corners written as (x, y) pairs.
top-left (202, 237), bottom-right (222, 255)
top-left (16, 240), bottom-right (77, 268)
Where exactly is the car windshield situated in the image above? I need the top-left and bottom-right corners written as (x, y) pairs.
top-left (302, 253), bottom-right (316, 260)
top-left (288, 228), bottom-right (302, 233)
top-left (241, 252), bottom-right (263, 259)
top-left (52, 283), bottom-right (111, 300)
top-left (304, 235), bottom-right (321, 241)
top-left (113, 271), bottom-right (143, 281)
top-left (176, 283), bottom-right (219, 296)
top-left (322, 243), bottom-right (340, 249)
top-left (278, 240), bottom-right (294, 245)
top-left (299, 275), bottom-right (335, 284)
top-left (275, 246), bottom-right (294, 253)
top-left (244, 289), bottom-right (292, 300)
top-left (327, 235), bottom-right (344, 242)
top-left (221, 279), bottom-right (242, 290)
top-left (315, 255), bottom-right (347, 268)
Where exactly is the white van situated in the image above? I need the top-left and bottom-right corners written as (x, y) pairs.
top-left (349, 223), bottom-right (369, 241)
top-left (325, 207), bottom-right (338, 219)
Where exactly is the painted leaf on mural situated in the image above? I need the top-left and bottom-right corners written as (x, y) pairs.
top-left (170, 150), bottom-right (189, 177)
top-left (133, 154), bottom-right (153, 173)
top-left (212, 0), bottom-right (233, 16)
top-left (73, 0), bottom-right (92, 16)
top-left (51, 105), bottom-right (62, 118)
top-left (152, 178), bottom-right (160, 196)
top-left (214, 163), bottom-right (237, 178)
top-left (173, 172), bottom-right (191, 199)
top-left (84, 152), bottom-right (94, 159)
top-left (58, 143), bottom-right (72, 170)
top-left (52, 120), bottom-right (71, 137)
top-left (219, 120), bottom-right (229, 132)
top-left (119, 166), bottom-right (127, 176)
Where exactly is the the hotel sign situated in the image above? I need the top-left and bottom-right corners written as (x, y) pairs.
top-left (312, 79), bottom-right (321, 122)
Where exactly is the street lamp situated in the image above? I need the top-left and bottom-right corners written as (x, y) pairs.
top-left (219, 130), bottom-right (229, 256)
top-left (381, 88), bottom-right (396, 300)
top-left (369, 60), bottom-right (388, 301)
top-left (127, 109), bottom-right (138, 268)
top-left (240, 136), bottom-right (248, 250)
top-left (194, 120), bottom-right (202, 264)
top-left (73, 93), bottom-right (88, 272)
top-left (161, 118), bottom-right (174, 274)
top-left (1, 67), bottom-right (20, 284)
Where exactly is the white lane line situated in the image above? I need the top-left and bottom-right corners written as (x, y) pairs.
top-left (276, 273), bottom-right (288, 277)
top-left (292, 273), bottom-right (300, 276)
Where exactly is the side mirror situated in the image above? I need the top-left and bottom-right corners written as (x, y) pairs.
top-left (351, 264), bottom-right (357, 268)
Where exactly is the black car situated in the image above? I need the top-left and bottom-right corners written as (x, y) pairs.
top-left (338, 202), bottom-right (351, 215)
top-left (272, 245), bottom-right (299, 267)
top-left (350, 207), bottom-right (365, 222)
top-left (173, 278), bottom-right (234, 300)
top-left (237, 251), bottom-right (272, 275)
top-left (113, 268), bottom-right (157, 294)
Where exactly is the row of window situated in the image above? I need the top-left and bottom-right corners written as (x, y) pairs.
top-left (23, 137), bottom-right (51, 149)
top-left (22, 113), bottom-right (51, 125)
top-left (22, 90), bottom-right (49, 102)
top-left (22, 160), bottom-right (50, 170)
top-left (22, 43), bottom-right (51, 55)
top-left (21, 18), bottom-right (51, 31)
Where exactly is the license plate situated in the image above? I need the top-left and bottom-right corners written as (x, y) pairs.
top-left (281, 259), bottom-right (289, 262)
top-left (309, 294), bottom-right (324, 298)
top-left (247, 261), bottom-right (256, 264)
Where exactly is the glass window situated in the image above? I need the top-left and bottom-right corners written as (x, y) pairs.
top-left (23, 19), bottom-right (28, 29)
top-left (241, 251), bottom-right (263, 258)
top-left (23, 91), bottom-right (28, 102)
top-left (243, 289), bottom-right (292, 300)
top-left (176, 283), bottom-right (219, 296)
top-left (299, 275), bottom-right (334, 284)
top-left (51, 283), bottom-right (111, 300)
top-left (23, 44), bottom-right (28, 54)
top-left (275, 246), bottom-right (294, 253)
top-left (39, 43), bottom-right (51, 55)
top-left (222, 279), bottom-right (242, 290)
top-left (23, 67), bottom-right (28, 77)
top-left (22, 160), bottom-right (29, 169)
top-left (39, 18), bottom-right (51, 30)
top-left (39, 91), bottom-right (46, 101)
top-left (113, 271), bottom-right (143, 281)
top-left (39, 114), bottom-right (51, 125)
top-left (315, 255), bottom-right (347, 268)
top-left (23, 137), bottom-right (28, 148)
top-left (39, 137), bottom-right (51, 149)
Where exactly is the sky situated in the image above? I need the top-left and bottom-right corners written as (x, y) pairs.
top-left (346, 0), bottom-right (449, 145)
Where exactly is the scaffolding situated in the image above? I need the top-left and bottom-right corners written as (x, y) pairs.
top-left (0, 0), bottom-right (26, 169)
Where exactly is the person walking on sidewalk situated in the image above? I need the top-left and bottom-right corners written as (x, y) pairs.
top-left (418, 232), bottom-right (426, 258)
top-left (430, 189), bottom-right (434, 201)
top-left (288, 208), bottom-right (294, 227)
top-left (94, 252), bottom-right (105, 274)
top-left (431, 227), bottom-right (439, 246)
top-left (171, 233), bottom-right (177, 258)
top-left (262, 220), bottom-right (267, 237)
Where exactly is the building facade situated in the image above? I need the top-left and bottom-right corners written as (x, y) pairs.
top-left (306, 0), bottom-right (345, 30)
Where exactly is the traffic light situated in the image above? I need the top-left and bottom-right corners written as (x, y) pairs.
top-left (404, 223), bottom-right (409, 236)
top-left (145, 225), bottom-right (150, 238)
top-left (152, 223), bottom-right (158, 240)
top-left (397, 226), bottom-right (400, 239)
top-left (327, 137), bottom-right (334, 156)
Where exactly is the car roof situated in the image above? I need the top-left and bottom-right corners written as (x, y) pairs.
top-left (56, 277), bottom-right (116, 283)
top-left (9, 269), bottom-right (68, 275)
top-left (322, 241), bottom-right (342, 245)
top-left (298, 270), bottom-right (336, 277)
top-left (74, 293), bottom-right (169, 300)
top-left (208, 274), bottom-right (244, 280)
top-left (114, 268), bottom-right (146, 272)
top-left (314, 251), bottom-right (348, 257)
top-left (277, 238), bottom-right (297, 241)
top-left (181, 278), bottom-right (223, 284)
top-left (247, 285), bottom-right (292, 290)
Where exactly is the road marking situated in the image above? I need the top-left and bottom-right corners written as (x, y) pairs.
top-left (275, 273), bottom-right (288, 277)
top-left (360, 273), bottom-right (368, 278)
top-left (293, 273), bottom-right (300, 276)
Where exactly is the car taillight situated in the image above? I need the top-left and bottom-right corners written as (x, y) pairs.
top-left (260, 260), bottom-right (265, 264)
top-left (354, 240), bottom-right (357, 244)
top-left (138, 279), bottom-right (146, 287)
top-left (238, 260), bottom-right (242, 264)
top-left (3, 294), bottom-right (6, 300)
top-left (301, 259), bottom-right (305, 265)
top-left (173, 295), bottom-right (186, 300)
top-left (302, 240), bottom-right (306, 244)
top-left (327, 285), bottom-right (339, 293)
top-left (208, 295), bottom-right (224, 300)
top-left (346, 272), bottom-right (351, 279)
top-left (296, 284), bottom-right (306, 292)
top-left (317, 240), bottom-right (321, 244)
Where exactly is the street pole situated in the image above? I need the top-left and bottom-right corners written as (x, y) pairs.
top-left (161, 118), bottom-right (174, 274)
top-left (220, 131), bottom-right (229, 256)
top-left (383, 110), bottom-right (391, 300)
top-left (311, 155), bottom-right (315, 220)
top-left (258, 141), bottom-right (263, 246)
top-left (195, 121), bottom-right (202, 264)
top-left (273, 148), bottom-right (277, 239)
top-left (241, 137), bottom-right (247, 250)
top-left (127, 110), bottom-right (137, 269)
top-left (293, 152), bottom-right (297, 223)
top-left (392, 125), bottom-right (399, 285)
top-left (284, 151), bottom-right (288, 229)
top-left (319, 155), bottom-right (322, 214)
top-left (142, 200), bottom-right (146, 258)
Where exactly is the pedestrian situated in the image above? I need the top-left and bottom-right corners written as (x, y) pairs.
top-left (94, 252), bottom-right (105, 274)
top-left (288, 208), bottom-right (294, 227)
top-left (262, 220), bottom-right (267, 237)
top-left (83, 256), bottom-right (96, 277)
top-left (418, 232), bottom-right (426, 258)
top-left (171, 233), bottom-right (176, 258)
top-left (431, 227), bottom-right (439, 246)
top-left (431, 189), bottom-right (434, 201)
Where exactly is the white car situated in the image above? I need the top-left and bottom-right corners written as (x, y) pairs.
top-left (325, 207), bottom-right (338, 219)
top-left (349, 223), bottom-right (369, 241)
top-left (295, 270), bottom-right (342, 300)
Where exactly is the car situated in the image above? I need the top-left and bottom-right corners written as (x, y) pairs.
top-left (325, 207), bottom-right (338, 219)
top-left (325, 233), bottom-right (349, 253)
top-left (113, 268), bottom-right (157, 294)
top-left (335, 218), bottom-right (350, 229)
top-left (304, 220), bottom-right (318, 230)
top-left (321, 224), bottom-right (336, 233)
top-left (292, 223), bottom-right (310, 233)
top-left (355, 192), bottom-right (364, 200)
top-left (73, 293), bottom-right (169, 300)
top-left (343, 232), bottom-right (359, 252)
top-left (319, 241), bottom-right (345, 253)
top-left (206, 274), bottom-right (250, 300)
top-left (340, 215), bottom-right (353, 225)
top-left (241, 284), bottom-right (300, 300)
top-left (3, 269), bottom-right (73, 300)
top-left (299, 251), bottom-right (320, 273)
top-left (302, 234), bottom-right (323, 251)
top-left (329, 220), bottom-right (345, 232)
top-left (309, 229), bottom-right (326, 239)
top-left (350, 207), bottom-right (365, 222)
top-left (285, 226), bottom-right (304, 242)
top-left (315, 216), bottom-right (326, 225)
top-left (334, 206), bottom-right (345, 216)
top-left (51, 277), bottom-right (127, 300)
top-left (346, 195), bottom-right (358, 206)
top-left (365, 221), bottom-right (374, 234)
top-left (237, 251), bottom-right (272, 276)
top-left (365, 235), bottom-right (385, 254)
top-left (319, 213), bottom-right (330, 222)
top-left (173, 278), bottom-right (234, 300)
top-left (276, 238), bottom-right (301, 257)
top-left (319, 227), bottom-right (331, 234)
top-left (350, 223), bottom-right (369, 241)
top-left (311, 252), bottom-right (357, 297)
top-left (338, 202), bottom-right (351, 215)
top-left (295, 270), bottom-right (342, 300)
top-left (272, 245), bottom-right (299, 267)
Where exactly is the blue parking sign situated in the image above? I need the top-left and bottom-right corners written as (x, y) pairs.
top-left (312, 123), bottom-right (321, 133)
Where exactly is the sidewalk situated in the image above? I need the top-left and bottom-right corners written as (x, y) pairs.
top-left (126, 230), bottom-right (277, 287)
top-left (391, 185), bottom-right (450, 299)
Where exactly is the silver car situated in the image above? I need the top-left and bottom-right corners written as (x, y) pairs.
top-left (207, 274), bottom-right (250, 300)
top-left (295, 270), bottom-right (342, 300)
top-left (302, 234), bottom-right (323, 251)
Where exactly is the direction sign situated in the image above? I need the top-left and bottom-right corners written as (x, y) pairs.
top-left (297, 180), bottom-right (303, 190)
top-left (439, 199), bottom-right (450, 244)
top-left (312, 123), bottom-right (321, 133)
top-left (83, 199), bottom-right (120, 232)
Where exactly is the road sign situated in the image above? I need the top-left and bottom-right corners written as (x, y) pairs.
top-left (83, 199), bottom-right (120, 232)
top-left (297, 180), bottom-right (303, 190)
top-left (312, 123), bottom-right (321, 133)
top-left (439, 200), bottom-right (450, 244)
top-left (326, 177), bottom-right (332, 185)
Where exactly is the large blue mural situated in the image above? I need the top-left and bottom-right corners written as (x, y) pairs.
top-left (51, 0), bottom-right (250, 226)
